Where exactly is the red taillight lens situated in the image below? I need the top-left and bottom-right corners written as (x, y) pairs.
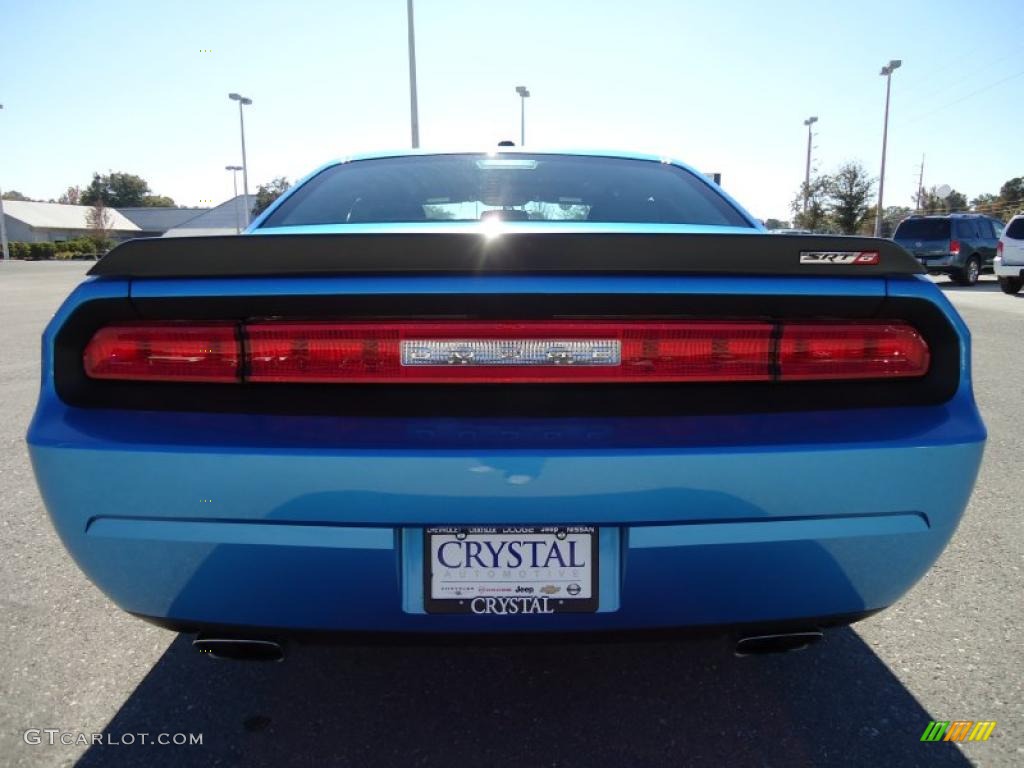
top-left (83, 323), bottom-right (239, 382)
top-left (245, 321), bottom-right (775, 383)
top-left (997, 241), bottom-right (1003, 256)
top-left (949, 239), bottom-right (961, 256)
top-left (83, 320), bottom-right (930, 384)
top-left (779, 322), bottom-right (929, 380)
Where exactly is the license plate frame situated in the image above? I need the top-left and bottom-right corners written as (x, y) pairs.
top-left (423, 526), bottom-right (599, 614)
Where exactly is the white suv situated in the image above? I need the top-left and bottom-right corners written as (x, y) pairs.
top-left (995, 214), bottom-right (1024, 295)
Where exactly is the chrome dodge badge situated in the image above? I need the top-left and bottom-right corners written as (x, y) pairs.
top-left (401, 339), bottom-right (621, 366)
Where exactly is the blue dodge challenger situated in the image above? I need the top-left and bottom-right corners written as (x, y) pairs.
top-left (27, 151), bottom-right (985, 657)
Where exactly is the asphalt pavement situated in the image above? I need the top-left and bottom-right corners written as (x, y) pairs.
top-left (0, 261), bottom-right (1021, 767)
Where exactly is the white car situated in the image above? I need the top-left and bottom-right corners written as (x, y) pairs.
top-left (995, 213), bottom-right (1024, 295)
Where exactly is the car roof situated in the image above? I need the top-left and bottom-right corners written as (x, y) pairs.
top-left (312, 148), bottom-right (718, 184)
top-left (330, 147), bottom-right (687, 165)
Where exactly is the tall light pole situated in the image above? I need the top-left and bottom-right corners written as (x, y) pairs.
top-left (0, 104), bottom-right (9, 261)
top-left (875, 59), bottom-right (901, 237)
top-left (407, 0), bottom-right (420, 148)
top-left (515, 86), bottom-right (530, 146)
top-left (916, 154), bottom-right (925, 211)
top-left (225, 165), bottom-right (243, 234)
top-left (228, 93), bottom-right (253, 227)
top-left (802, 116), bottom-right (818, 213)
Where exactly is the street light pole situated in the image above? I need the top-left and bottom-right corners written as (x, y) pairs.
top-left (407, 0), bottom-right (420, 148)
top-left (228, 93), bottom-right (253, 227)
top-left (916, 154), bottom-right (925, 211)
top-left (225, 165), bottom-right (243, 234)
top-left (0, 104), bottom-right (9, 261)
top-left (875, 59), bottom-right (901, 237)
top-left (515, 86), bottom-right (530, 146)
top-left (802, 116), bottom-right (818, 213)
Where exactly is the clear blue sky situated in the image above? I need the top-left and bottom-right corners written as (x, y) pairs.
top-left (1, 0), bottom-right (1021, 221)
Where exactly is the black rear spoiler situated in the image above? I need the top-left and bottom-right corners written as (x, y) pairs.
top-left (88, 232), bottom-right (924, 279)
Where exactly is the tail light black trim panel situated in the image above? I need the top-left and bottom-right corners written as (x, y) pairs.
top-left (52, 293), bottom-right (959, 417)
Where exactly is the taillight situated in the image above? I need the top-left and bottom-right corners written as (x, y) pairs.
top-left (949, 239), bottom-right (961, 256)
top-left (997, 241), bottom-right (1003, 257)
top-left (83, 323), bottom-right (239, 382)
top-left (245, 321), bottom-right (775, 383)
top-left (82, 320), bottom-right (930, 384)
top-left (779, 323), bottom-right (929, 380)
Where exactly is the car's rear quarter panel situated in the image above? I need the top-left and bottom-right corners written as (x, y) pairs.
top-left (27, 273), bottom-right (985, 632)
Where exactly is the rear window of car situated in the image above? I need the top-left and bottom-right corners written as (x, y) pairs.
top-left (893, 219), bottom-right (951, 240)
top-left (259, 154), bottom-right (753, 228)
top-left (1005, 217), bottom-right (1024, 239)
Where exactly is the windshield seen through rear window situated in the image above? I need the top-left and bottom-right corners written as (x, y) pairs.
top-left (259, 154), bottom-right (752, 228)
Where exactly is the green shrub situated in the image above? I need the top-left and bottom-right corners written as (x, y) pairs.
top-left (59, 239), bottom-right (81, 254)
top-left (28, 242), bottom-right (56, 260)
top-left (90, 237), bottom-right (113, 255)
top-left (51, 237), bottom-right (107, 259)
top-left (9, 241), bottom-right (31, 259)
top-left (68, 237), bottom-right (98, 255)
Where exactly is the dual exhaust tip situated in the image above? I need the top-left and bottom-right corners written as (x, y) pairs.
top-left (192, 630), bottom-right (821, 661)
top-left (734, 630), bottom-right (823, 656)
top-left (193, 635), bottom-right (285, 662)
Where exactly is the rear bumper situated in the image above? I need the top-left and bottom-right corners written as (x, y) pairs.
top-left (994, 257), bottom-right (1024, 277)
top-left (26, 271), bottom-right (986, 633)
top-left (919, 255), bottom-right (956, 270)
top-left (29, 423), bottom-right (984, 633)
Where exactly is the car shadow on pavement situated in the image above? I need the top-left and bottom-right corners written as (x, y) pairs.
top-left (77, 627), bottom-right (970, 768)
top-left (935, 277), bottom-right (1002, 293)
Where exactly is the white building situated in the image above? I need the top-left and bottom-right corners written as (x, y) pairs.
top-left (1, 200), bottom-right (141, 243)
top-left (117, 206), bottom-right (209, 238)
top-left (162, 195), bottom-right (250, 237)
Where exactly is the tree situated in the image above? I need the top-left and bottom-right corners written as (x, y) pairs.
top-left (864, 205), bottom-right (911, 237)
top-left (422, 205), bottom-right (458, 220)
top-left (1, 190), bottom-right (34, 201)
top-left (142, 195), bottom-right (176, 207)
top-left (528, 202), bottom-right (588, 221)
top-left (883, 205), bottom-right (911, 237)
top-left (81, 172), bottom-right (152, 207)
top-left (86, 199), bottom-right (113, 251)
top-left (57, 186), bottom-right (82, 205)
top-left (827, 161), bottom-right (875, 235)
top-left (920, 186), bottom-right (968, 214)
top-left (947, 190), bottom-right (968, 212)
top-left (764, 218), bottom-right (790, 230)
top-left (790, 176), bottom-right (831, 232)
top-left (251, 177), bottom-right (291, 217)
top-left (970, 193), bottom-right (999, 214)
top-left (998, 177), bottom-right (1024, 217)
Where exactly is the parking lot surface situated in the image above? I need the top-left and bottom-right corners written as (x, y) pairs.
top-left (0, 261), bottom-right (1021, 767)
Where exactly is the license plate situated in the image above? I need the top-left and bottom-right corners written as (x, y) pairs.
top-left (424, 526), bottom-right (598, 614)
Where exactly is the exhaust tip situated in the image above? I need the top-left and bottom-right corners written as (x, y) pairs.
top-left (734, 630), bottom-right (823, 656)
top-left (193, 635), bottom-right (285, 662)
